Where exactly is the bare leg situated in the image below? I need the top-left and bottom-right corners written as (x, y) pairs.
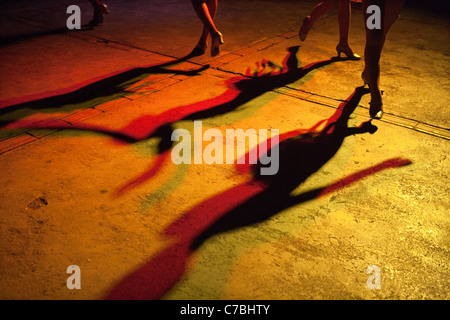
top-left (88, 0), bottom-right (103, 6)
top-left (363, 0), bottom-right (385, 110)
top-left (88, 0), bottom-right (109, 26)
top-left (195, 0), bottom-right (218, 48)
top-left (337, 0), bottom-right (350, 46)
top-left (299, 0), bottom-right (359, 59)
top-left (191, 0), bottom-right (223, 56)
top-left (299, 0), bottom-right (337, 41)
top-left (362, 0), bottom-right (405, 118)
top-left (336, 0), bottom-right (360, 59)
top-left (191, 0), bottom-right (218, 35)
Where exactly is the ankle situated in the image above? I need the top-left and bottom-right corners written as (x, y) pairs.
top-left (370, 92), bottom-right (382, 104)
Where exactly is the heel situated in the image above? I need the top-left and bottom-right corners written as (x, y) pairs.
top-left (336, 44), bottom-right (361, 60)
top-left (89, 4), bottom-right (110, 26)
top-left (369, 101), bottom-right (383, 120)
top-left (100, 4), bottom-right (110, 15)
top-left (211, 31), bottom-right (224, 57)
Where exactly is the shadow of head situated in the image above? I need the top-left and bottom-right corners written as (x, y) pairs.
top-left (250, 86), bottom-right (375, 186)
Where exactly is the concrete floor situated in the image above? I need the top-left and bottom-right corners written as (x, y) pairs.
top-left (0, 0), bottom-right (449, 300)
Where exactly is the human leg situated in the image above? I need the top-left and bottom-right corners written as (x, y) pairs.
top-left (88, 0), bottom-right (110, 26)
top-left (362, 0), bottom-right (405, 119)
top-left (192, 0), bottom-right (219, 55)
top-left (338, 0), bottom-right (350, 46)
top-left (336, 0), bottom-right (360, 59)
top-left (191, 0), bottom-right (223, 56)
top-left (299, 0), bottom-right (337, 41)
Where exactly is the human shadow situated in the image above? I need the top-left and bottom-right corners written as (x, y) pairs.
top-left (103, 86), bottom-right (412, 300)
top-left (8, 47), bottom-right (340, 197)
top-left (0, 52), bottom-right (208, 127)
top-left (8, 46), bottom-right (334, 140)
top-left (111, 47), bottom-right (343, 196)
top-left (182, 46), bottom-right (334, 121)
top-left (187, 87), bottom-right (387, 249)
top-left (0, 24), bottom-right (95, 48)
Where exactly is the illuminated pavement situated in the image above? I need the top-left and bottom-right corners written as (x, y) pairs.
top-left (0, 0), bottom-right (449, 300)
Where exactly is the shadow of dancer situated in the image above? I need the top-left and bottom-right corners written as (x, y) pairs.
top-left (14, 46), bottom-right (333, 139)
top-left (9, 47), bottom-right (340, 197)
top-left (97, 47), bottom-right (342, 196)
top-left (103, 86), bottom-right (412, 300)
top-left (0, 54), bottom-right (208, 128)
top-left (186, 86), bottom-right (396, 249)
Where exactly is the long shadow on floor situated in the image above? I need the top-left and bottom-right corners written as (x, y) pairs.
top-left (103, 86), bottom-right (412, 299)
top-left (11, 46), bottom-right (335, 143)
top-left (8, 46), bottom-right (341, 197)
top-left (0, 23), bottom-right (95, 48)
top-left (0, 52), bottom-right (208, 126)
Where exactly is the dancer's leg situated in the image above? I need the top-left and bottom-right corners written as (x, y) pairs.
top-left (191, 0), bottom-right (219, 36)
top-left (336, 0), bottom-right (360, 59)
top-left (299, 0), bottom-right (337, 41)
top-left (88, 0), bottom-right (101, 7)
top-left (195, 0), bottom-right (218, 48)
top-left (191, 0), bottom-right (222, 56)
top-left (309, 0), bottom-right (337, 25)
top-left (88, 0), bottom-right (109, 26)
top-left (337, 0), bottom-right (350, 46)
top-left (88, 0), bottom-right (107, 11)
top-left (363, 0), bottom-right (385, 111)
top-left (362, 0), bottom-right (405, 118)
